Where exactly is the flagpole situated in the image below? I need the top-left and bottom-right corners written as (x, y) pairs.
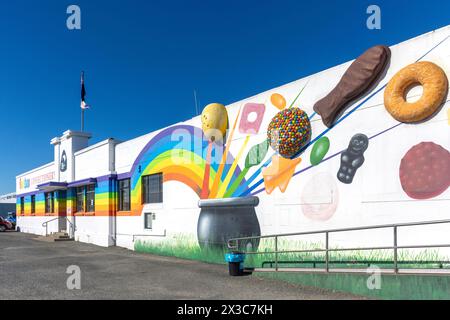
top-left (81, 107), bottom-right (84, 132)
top-left (81, 71), bottom-right (85, 132)
top-left (193, 90), bottom-right (199, 116)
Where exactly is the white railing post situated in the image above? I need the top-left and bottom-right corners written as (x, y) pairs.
top-left (325, 232), bottom-right (329, 272)
top-left (394, 226), bottom-right (398, 273)
top-left (275, 236), bottom-right (278, 271)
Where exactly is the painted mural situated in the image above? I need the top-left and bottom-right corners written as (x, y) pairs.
top-left (16, 32), bottom-right (450, 253)
top-left (115, 39), bottom-right (448, 249)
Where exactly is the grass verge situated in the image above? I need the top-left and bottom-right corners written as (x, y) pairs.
top-left (134, 234), bottom-right (450, 299)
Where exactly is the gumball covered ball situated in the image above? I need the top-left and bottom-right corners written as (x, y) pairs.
top-left (267, 108), bottom-right (311, 158)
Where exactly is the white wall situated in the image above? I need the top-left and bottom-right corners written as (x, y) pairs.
top-left (18, 216), bottom-right (59, 236)
top-left (69, 216), bottom-right (113, 247)
top-left (74, 139), bottom-right (116, 180)
top-left (16, 25), bottom-right (450, 255)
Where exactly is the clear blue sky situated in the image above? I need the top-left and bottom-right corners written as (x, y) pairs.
top-left (1, 0), bottom-right (449, 194)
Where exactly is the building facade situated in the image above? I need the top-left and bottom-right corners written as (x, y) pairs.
top-left (0, 193), bottom-right (16, 218)
top-left (16, 26), bottom-right (450, 256)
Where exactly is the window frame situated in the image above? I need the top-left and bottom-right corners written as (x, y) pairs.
top-left (44, 192), bottom-right (55, 214)
top-left (141, 173), bottom-right (163, 204)
top-left (20, 197), bottom-right (24, 215)
top-left (85, 184), bottom-right (95, 213)
top-left (30, 195), bottom-right (36, 214)
top-left (75, 184), bottom-right (96, 214)
top-left (118, 178), bottom-right (131, 212)
top-left (75, 186), bottom-right (85, 213)
top-left (144, 212), bottom-right (153, 230)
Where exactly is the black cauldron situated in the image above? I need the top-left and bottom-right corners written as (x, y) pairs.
top-left (197, 196), bottom-right (261, 250)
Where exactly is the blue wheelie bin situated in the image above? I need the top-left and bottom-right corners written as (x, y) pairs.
top-left (225, 252), bottom-right (246, 276)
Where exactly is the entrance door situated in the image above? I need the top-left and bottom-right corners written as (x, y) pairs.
top-left (58, 190), bottom-right (67, 232)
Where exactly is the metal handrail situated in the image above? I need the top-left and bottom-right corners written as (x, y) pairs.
top-left (262, 260), bottom-right (450, 269)
top-left (42, 217), bottom-right (75, 237)
top-left (227, 219), bottom-right (450, 275)
top-left (228, 219), bottom-right (450, 243)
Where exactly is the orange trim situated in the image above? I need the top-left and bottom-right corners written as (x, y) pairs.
top-left (23, 211), bottom-right (140, 217)
top-left (116, 210), bottom-right (132, 216)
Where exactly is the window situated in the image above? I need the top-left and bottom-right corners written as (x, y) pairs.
top-left (76, 185), bottom-right (95, 213)
top-left (142, 173), bottom-right (163, 204)
top-left (144, 212), bottom-right (154, 229)
top-left (45, 192), bottom-right (55, 213)
top-left (30, 195), bottom-right (35, 214)
top-left (20, 197), bottom-right (24, 215)
top-left (76, 186), bottom-right (85, 213)
top-left (86, 185), bottom-right (95, 212)
top-left (118, 179), bottom-right (131, 211)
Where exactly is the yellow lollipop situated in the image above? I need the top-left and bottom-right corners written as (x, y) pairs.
top-left (201, 103), bottom-right (228, 141)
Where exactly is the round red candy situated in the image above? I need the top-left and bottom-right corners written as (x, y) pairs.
top-left (399, 142), bottom-right (450, 199)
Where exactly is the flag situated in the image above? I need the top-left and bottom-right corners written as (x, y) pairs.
top-left (80, 71), bottom-right (90, 109)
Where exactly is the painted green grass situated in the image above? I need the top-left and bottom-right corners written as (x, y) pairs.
top-left (135, 235), bottom-right (450, 300)
top-left (135, 234), bottom-right (227, 265)
top-left (135, 234), bottom-right (450, 270)
top-left (250, 238), bottom-right (449, 269)
top-left (258, 272), bottom-right (450, 300)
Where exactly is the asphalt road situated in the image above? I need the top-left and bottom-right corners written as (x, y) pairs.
top-left (0, 232), bottom-right (364, 300)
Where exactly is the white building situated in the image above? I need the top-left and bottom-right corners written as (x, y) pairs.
top-left (16, 26), bottom-right (450, 257)
top-left (0, 193), bottom-right (16, 218)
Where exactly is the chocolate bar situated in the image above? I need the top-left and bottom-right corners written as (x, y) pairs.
top-left (314, 45), bottom-right (391, 128)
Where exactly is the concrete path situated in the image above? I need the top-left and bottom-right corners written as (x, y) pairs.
top-left (0, 232), bottom-right (364, 300)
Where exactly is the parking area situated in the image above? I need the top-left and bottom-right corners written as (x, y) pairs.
top-left (0, 232), bottom-right (364, 300)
